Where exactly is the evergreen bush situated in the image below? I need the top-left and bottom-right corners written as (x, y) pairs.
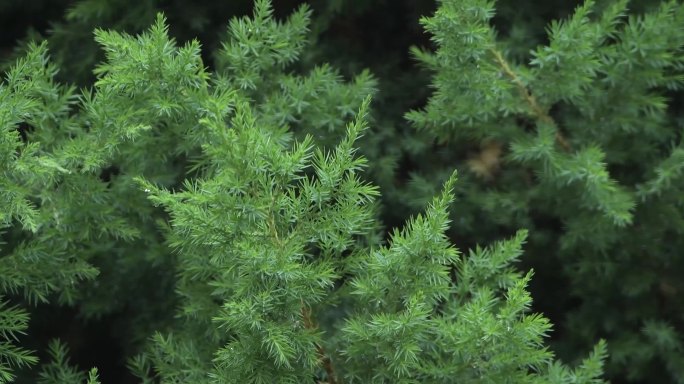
top-left (407, 1), bottom-right (684, 382)
top-left (1, 0), bottom-right (683, 382)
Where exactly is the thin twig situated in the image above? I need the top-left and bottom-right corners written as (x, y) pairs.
top-left (301, 302), bottom-right (338, 384)
top-left (490, 48), bottom-right (572, 152)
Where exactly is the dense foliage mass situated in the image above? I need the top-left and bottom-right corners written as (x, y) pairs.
top-left (0, 0), bottom-right (682, 383)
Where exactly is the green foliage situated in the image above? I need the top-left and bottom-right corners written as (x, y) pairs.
top-left (130, 5), bottom-right (604, 383)
top-left (37, 340), bottom-right (100, 384)
top-left (0, 298), bottom-right (36, 383)
top-left (409, 0), bottom-right (684, 382)
top-left (213, 0), bottom-right (377, 148)
top-left (0, 1), bottom-right (382, 382)
top-left (3, 0), bottom-right (684, 382)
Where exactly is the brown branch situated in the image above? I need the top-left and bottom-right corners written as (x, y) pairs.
top-left (271, 205), bottom-right (336, 382)
top-left (490, 48), bottom-right (572, 152)
top-left (301, 302), bottom-right (338, 384)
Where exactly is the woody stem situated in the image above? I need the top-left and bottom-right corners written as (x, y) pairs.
top-left (301, 302), bottom-right (338, 384)
top-left (490, 48), bottom-right (571, 152)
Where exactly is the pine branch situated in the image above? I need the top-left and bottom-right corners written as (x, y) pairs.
top-left (301, 302), bottom-right (338, 384)
top-left (490, 48), bottom-right (572, 152)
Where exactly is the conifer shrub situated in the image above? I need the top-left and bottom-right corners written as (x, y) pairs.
top-left (406, 1), bottom-right (684, 382)
top-left (2, 0), bottom-right (683, 382)
top-left (0, 1), bottom-right (611, 382)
